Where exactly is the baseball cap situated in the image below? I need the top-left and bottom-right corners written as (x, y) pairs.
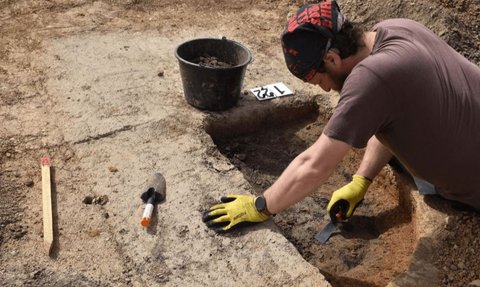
top-left (281, 1), bottom-right (345, 81)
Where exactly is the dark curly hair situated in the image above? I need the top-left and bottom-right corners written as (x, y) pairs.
top-left (332, 19), bottom-right (365, 59)
top-left (311, 20), bottom-right (364, 73)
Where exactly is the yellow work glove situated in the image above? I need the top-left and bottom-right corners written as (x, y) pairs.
top-left (202, 195), bottom-right (270, 233)
top-left (327, 175), bottom-right (372, 221)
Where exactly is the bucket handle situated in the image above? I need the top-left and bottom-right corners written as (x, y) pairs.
top-left (221, 36), bottom-right (254, 64)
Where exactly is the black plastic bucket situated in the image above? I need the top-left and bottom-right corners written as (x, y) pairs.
top-left (175, 37), bottom-right (252, 111)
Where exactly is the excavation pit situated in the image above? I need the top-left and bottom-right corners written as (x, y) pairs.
top-left (206, 98), bottom-right (416, 287)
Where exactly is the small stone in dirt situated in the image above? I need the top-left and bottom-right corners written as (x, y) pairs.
top-left (95, 195), bottom-right (109, 206)
top-left (83, 195), bottom-right (108, 205)
top-left (178, 225), bottom-right (189, 237)
top-left (24, 179), bottom-right (34, 187)
top-left (155, 273), bottom-right (169, 283)
top-left (30, 270), bottom-right (42, 279)
top-left (470, 280), bottom-right (480, 286)
top-left (13, 230), bottom-right (26, 239)
top-left (108, 166), bottom-right (118, 173)
top-left (64, 149), bottom-right (74, 160)
top-left (83, 196), bottom-right (94, 204)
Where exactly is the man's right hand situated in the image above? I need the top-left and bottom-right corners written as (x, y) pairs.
top-left (202, 195), bottom-right (270, 233)
top-left (327, 175), bottom-right (372, 220)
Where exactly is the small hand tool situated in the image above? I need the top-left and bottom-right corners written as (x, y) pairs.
top-left (140, 173), bottom-right (166, 228)
top-left (315, 199), bottom-right (349, 244)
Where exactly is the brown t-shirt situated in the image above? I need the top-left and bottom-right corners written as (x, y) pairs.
top-left (323, 19), bottom-right (480, 208)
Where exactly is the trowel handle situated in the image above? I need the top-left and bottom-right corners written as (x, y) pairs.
top-left (141, 203), bottom-right (154, 227)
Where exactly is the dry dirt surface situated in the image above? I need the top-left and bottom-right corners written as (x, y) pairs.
top-left (1, 1), bottom-right (479, 287)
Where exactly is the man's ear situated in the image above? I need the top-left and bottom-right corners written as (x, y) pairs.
top-left (324, 49), bottom-right (341, 68)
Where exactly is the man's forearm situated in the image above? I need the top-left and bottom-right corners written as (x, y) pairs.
top-left (263, 134), bottom-right (351, 214)
top-left (356, 136), bottom-right (393, 180)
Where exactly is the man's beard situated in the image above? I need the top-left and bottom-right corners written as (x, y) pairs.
top-left (326, 66), bottom-right (349, 92)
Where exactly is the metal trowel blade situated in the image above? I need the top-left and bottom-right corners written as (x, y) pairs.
top-left (315, 221), bottom-right (337, 244)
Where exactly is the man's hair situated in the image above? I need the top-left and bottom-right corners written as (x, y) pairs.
top-left (333, 20), bottom-right (365, 59)
top-left (281, 1), bottom-right (365, 80)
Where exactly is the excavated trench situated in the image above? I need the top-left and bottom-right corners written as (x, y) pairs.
top-left (205, 99), bottom-right (416, 287)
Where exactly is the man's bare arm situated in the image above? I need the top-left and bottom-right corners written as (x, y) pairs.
top-left (356, 136), bottom-right (393, 180)
top-left (263, 133), bottom-right (351, 214)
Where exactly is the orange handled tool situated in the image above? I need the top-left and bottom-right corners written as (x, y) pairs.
top-left (140, 173), bottom-right (166, 228)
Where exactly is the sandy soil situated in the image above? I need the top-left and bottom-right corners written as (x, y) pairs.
top-left (0, 0), bottom-right (479, 287)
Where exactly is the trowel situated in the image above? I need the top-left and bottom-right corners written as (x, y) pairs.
top-left (315, 199), bottom-right (350, 244)
top-left (140, 173), bottom-right (167, 228)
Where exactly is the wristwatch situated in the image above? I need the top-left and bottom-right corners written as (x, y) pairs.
top-left (254, 195), bottom-right (274, 216)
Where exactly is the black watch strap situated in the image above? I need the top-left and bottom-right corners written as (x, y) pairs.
top-left (255, 195), bottom-right (275, 216)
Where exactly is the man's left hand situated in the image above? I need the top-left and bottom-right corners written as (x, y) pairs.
top-left (202, 194), bottom-right (270, 233)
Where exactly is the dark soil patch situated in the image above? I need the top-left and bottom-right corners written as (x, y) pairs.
top-left (211, 107), bottom-right (415, 287)
top-left (194, 55), bottom-right (234, 68)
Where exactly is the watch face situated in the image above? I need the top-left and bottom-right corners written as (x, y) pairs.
top-left (255, 196), bottom-right (266, 212)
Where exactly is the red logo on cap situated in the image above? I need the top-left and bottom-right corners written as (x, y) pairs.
top-left (287, 1), bottom-right (334, 33)
top-left (288, 48), bottom-right (299, 56)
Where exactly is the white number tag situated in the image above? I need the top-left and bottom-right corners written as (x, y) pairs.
top-left (250, 82), bottom-right (294, 101)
